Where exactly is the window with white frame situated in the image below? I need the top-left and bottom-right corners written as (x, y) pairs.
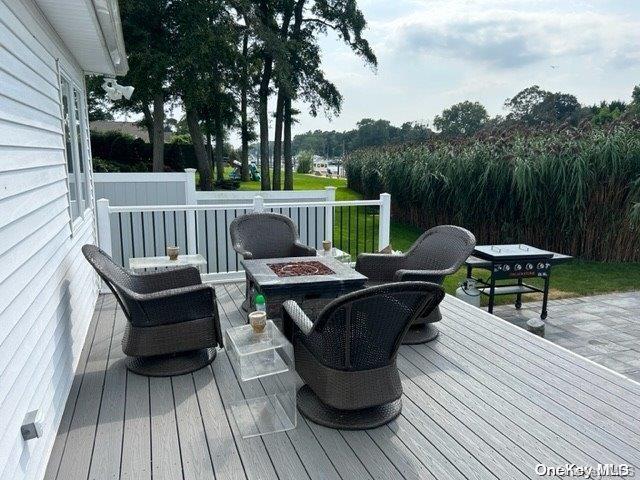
top-left (60, 74), bottom-right (91, 223)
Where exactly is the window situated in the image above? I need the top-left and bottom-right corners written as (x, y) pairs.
top-left (73, 87), bottom-right (91, 208)
top-left (60, 74), bottom-right (91, 223)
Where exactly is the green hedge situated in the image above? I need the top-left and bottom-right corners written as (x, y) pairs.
top-left (90, 130), bottom-right (198, 172)
top-left (345, 123), bottom-right (640, 261)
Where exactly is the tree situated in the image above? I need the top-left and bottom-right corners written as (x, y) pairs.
top-left (628, 85), bottom-right (640, 117)
top-left (633, 85), bottom-right (640, 105)
top-left (281, 0), bottom-right (375, 189)
top-left (170, 0), bottom-right (238, 190)
top-left (237, 28), bottom-right (259, 182)
top-left (433, 101), bottom-right (488, 137)
top-left (118, 0), bottom-right (172, 171)
top-left (504, 85), bottom-right (581, 126)
top-left (590, 100), bottom-right (626, 125)
top-left (241, 0), bottom-right (376, 190)
top-left (86, 76), bottom-right (114, 121)
top-left (246, 0), bottom-right (283, 190)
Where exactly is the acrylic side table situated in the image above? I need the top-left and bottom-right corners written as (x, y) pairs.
top-left (224, 321), bottom-right (297, 438)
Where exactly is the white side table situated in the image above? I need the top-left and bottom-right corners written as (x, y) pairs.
top-left (225, 321), bottom-right (297, 438)
top-left (128, 254), bottom-right (207, 274)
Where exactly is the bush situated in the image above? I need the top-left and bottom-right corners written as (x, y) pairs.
top-left (90, 130), bottom-right (198, 171)
top-left (345, 122), bottom-right (640, 262)
top-left (296, 150), bottom-right (313, 173)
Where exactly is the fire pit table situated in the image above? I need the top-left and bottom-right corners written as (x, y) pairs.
top-left (464, 244), bottom-right (572, 320)
top-left (241, 256), bottom-right (367, 329)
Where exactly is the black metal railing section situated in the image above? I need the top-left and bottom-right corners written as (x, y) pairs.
top-left (333, 205), bottom-right (378, 258)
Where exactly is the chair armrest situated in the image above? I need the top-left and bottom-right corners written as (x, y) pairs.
top-left (133, 266), bottom-right (202, 293)
top-left (135, 284), bottom-right (218, 328)
top-left (292, 242), bottom-right (317, 257)
top-left (283, 300), bottom-right (314, 335)
top-left (355, 253), bottom-right (406, 281)
top-left (233, 242), bottom-right (254, 260)
top-left (393, 268), bottom-right (456, 283)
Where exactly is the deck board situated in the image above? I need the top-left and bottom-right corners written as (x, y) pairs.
top-left (45, 285), bottom-right (640, 480)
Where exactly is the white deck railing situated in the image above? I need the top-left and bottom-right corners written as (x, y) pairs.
top-left (96, 192), bottom-right (391, 282)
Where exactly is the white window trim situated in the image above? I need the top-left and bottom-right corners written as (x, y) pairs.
top-left (75, 84), bottom-right (94, 216)
top-left (57, 63), bottom-right (93, 235)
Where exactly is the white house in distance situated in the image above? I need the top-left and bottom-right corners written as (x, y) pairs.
top-left (0, 0), bottom-right (127, 479)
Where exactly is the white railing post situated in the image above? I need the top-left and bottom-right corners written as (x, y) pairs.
top-left (378, 193), bottom-right (391, 251)
top-left (184, 168), bottom-right (197, 254)
top-left (252, 195), bottom-right (265, 212)
top-left (324, 186), bottom-right (336, 243)
top-left (96, 198), bottom-right (112, 257)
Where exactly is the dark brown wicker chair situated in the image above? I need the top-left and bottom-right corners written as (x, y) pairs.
top-left (82, 245), bottom-right (223, 376)
top-left (230, 212), bottom-right (316, 310)
top-left (355, 225), bottom-right (475, 344)
top-left (283, 282), bottom-right (445, 429)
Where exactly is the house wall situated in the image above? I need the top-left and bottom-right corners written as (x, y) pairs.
top-left (0, 1), bottom-right (99, 479)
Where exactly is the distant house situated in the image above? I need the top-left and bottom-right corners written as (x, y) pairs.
top-left (90, 120), bottom-right (175, 143)
top-left (0, 0), bottom-right (127, 479)
top-left (312, 155), bottom-right (329, 175)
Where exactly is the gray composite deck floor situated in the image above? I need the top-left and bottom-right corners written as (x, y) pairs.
top-left (44, 283), bottom-right (640, 480)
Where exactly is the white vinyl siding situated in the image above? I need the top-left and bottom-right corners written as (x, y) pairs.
top-left (0, 1), bottom-right (100, 480)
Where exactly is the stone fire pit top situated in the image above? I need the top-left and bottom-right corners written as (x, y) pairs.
top-left (242, 256), bottom-right (367, 289)
top-left (267, 260), bottom-right (335, 277)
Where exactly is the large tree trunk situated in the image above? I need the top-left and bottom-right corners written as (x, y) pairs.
top-left (258, 56), bottom-right (272, 190)
top-left (272, 89), bottom-right (284, 190)
top-left (283, 96), bottom-right (293, 190)
top-left (206, 129), bottom-right (213, 170)
top-left (240, 31), bottom-right (250, 182)
top-left (142, 104), bottom-right (154, 146)
top-left (186, 108), bottom-right (212, 190)
top-left (215, 115), bottom-right (224, 182)
top-left (151, 93), bottom-right (165, 172)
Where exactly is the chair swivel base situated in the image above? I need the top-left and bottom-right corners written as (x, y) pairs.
top-left (297, 385), bottom-right (402, 430)
top-left (402, 323), bottom-right (439, 345)
top-left (126, 347), bottom-right (217, 377)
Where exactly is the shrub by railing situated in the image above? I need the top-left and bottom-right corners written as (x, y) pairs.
top-left (345, 123), bottom-right (640, 261)
top-left (91, 130), bottom-right (198, 172)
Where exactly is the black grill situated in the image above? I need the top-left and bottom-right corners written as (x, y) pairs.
top-left (465, 244), bottom-right (572, 320)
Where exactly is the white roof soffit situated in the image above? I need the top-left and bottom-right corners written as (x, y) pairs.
top-left (92, 0), bottom-right (129, 76)
top-left (34, 0), bottom-right (128, 76)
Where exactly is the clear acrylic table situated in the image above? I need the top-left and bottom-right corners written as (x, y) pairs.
top-left (128, 254), bottom-right (207, 273)
top-left (318, 247), bottom-right (352, 264)
top-left (224, 321), bottom-right (297, 438)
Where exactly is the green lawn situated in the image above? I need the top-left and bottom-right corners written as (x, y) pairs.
top-left (231, 170), bottom-right (360, 200)
top-left (227, 172), bottom-right (640, 303)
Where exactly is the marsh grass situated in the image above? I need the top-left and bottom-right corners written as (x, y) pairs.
top-left (346, 123), bottom-right (640, 261)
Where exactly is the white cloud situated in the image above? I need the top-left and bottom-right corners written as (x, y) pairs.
top-left (378, 3), bottom-right (640, 70)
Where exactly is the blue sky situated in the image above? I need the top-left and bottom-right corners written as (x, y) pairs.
top-left (292, 0), bottom-right (640, 134)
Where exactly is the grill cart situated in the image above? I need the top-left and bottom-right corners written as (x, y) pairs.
top-left (464, 244), bottom-right (572, 320)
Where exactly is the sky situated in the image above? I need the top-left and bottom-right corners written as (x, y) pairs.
top-left (291, 0), bottom-right (640, 136)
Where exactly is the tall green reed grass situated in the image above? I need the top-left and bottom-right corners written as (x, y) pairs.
top-left (345, 123), bottom-right (640, 261)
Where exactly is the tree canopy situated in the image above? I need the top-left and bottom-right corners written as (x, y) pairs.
top-left (433, 101), bottom-right (489, 137)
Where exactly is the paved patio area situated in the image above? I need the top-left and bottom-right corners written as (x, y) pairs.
top-left (494, 291), bottom-right (640, 382)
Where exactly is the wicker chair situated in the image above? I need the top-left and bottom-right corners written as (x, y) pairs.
top-left (230, 212), bottom-right (316, 311)
top-left (82, 245), bottom-right (223, 376)
top-left (283, 282), bottom-right (445, 429)
top-left (355, 225), bottom-right (475, 344)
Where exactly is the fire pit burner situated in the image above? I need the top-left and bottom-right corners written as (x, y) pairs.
top-left (268, 261), bottom-right (335, 277)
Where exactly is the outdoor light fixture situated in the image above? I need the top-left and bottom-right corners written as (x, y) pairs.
top-left (101, 77), bottom-right (134, 101)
